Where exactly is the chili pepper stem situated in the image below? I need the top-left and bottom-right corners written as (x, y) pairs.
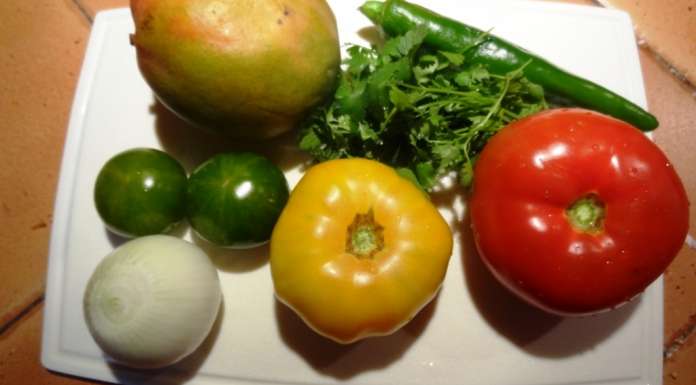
top-left (360, 1), bottom-right (384, 24)
top-left (346, 208), bottom-right (385, 259)
top-left (566, 193), bottom-right (605, 234)
top-left (359, 0), bottom-right (659, 130)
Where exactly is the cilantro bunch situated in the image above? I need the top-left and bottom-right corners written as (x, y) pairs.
top-left (299, 28), bottom-right (547, 190)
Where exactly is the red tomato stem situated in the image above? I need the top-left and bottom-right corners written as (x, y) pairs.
top-left (566, 193), bottom-right (605, 234)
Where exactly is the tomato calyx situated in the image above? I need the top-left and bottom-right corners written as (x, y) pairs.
top-left (566, 193), bottom-right (606, 234)
top-left (345, 208), bottom-right (385, 259)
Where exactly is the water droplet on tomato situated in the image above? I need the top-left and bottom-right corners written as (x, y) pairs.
top-left (629, 167), bottom-right (639, 176)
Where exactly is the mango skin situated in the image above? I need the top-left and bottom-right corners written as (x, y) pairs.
top-left (130, 0), bottom-right (340, 139)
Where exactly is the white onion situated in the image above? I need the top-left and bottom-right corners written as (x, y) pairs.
top-left (83, 235), bottom-right (222, 369)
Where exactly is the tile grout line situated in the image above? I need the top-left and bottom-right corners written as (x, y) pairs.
top-left (0, 294), bottom-right (45, 336)
top-left (642, 47), bottom-right (696, 93)
top-left (595, 0), bottom-right (695, 357)
top-left (591, 1), bottom-right (696, 93)
top-left (72, 0), bottom-right (93, 25)
top-left (593, 0), bottom-right (696, 364)
top-left (62, 0), bottom-right (696, 93)
top-left (664, 313), bottom-right (696, 360)
top-left (2, 0), bottom-right (94, 347)
top-left (1, 0), bottom-right (689, 362)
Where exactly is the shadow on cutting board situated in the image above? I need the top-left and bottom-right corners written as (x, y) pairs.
top-left (275, 293), bottom-right (440, 380)
top-left (104, 219), bottom-right (189, 249)
top-left (106, 296), bottom-right (225, 385)
top-left (151, 99), bottom-right (311, 175)
top-left (454, 197), bottom-right (639, 358)
top-left (190, 230), bottom-right (270, 273)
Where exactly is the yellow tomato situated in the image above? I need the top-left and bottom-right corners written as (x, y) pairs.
top-left (270, 158), bottom-right (453, 344)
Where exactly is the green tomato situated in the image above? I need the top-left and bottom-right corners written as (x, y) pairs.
top-left (94, 148), bottom-right (187, 238)
top-left (187, 152), bottom-right (289, 248)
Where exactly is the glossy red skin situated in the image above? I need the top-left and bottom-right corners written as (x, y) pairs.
top-left (469, 108), bottom-right (689, 315)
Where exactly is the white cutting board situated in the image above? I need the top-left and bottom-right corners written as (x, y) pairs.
top-left (42, 1), bottom-right (661, 385)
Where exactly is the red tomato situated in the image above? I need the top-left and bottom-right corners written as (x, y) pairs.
top-left (469, 108), bottom-right (689, 315)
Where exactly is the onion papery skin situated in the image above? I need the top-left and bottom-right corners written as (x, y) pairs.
top-left (83, 235), bottom-right (222, 369)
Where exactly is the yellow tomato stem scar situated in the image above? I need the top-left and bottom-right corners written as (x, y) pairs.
top-left (346, 208), bottom-right (384, 259)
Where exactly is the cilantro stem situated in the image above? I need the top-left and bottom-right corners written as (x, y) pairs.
top-left (381, 106), bottom-right (398, 131)
top-left (298, 32), bottom-right (547, 191)
top-left (400, 83), bottom-right (493, 100)
top-left (472, 75), bottom-right (511, 131)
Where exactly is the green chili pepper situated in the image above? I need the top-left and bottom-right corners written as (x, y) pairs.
top-left (360, 0), bottom-right (658, 131)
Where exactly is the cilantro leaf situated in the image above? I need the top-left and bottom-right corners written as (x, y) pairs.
top-left (298, 29), bottom-right (548, 191)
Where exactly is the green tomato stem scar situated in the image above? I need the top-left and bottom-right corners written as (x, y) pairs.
top-left (566, 193), bottom-right (605, 234)
top-left (346, 208), bottom-right (384, 259)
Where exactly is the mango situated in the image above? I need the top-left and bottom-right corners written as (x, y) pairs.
top-left (130, 0), bottom-right (340, 139)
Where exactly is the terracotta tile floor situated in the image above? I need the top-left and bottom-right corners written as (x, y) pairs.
top-left (1, 0), bottom-right (694, 384)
